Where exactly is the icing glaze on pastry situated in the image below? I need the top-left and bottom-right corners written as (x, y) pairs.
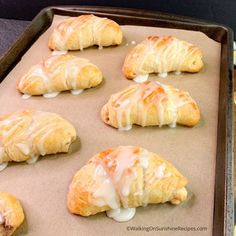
top-left (51, 50), bottom-right (67, 56)
top-left (43, 92), bottom-right (60, 98)
top-left (70, 89), bottom-right (84, 95)
top-left (158, 72), bottom-right (168, 78)
top-left (101, 81), bottom-right (200, 129)
top-left (67, 146), bottom-right (188, 220)
top-left (0, 163), bottom-right (8, 172)
top-left (133, 74), bottom-right (149, 83)
top-left (17, 55), bottom-right (103, 97)
top-left (0, 110), bottom-right (77, 168)
top-left (21, 94), bottom-right (31, 99)
top-left (48, 14), bottom-right (123, 51)
top-left (26, 155), bottom-right (39, 164)
top-left (106, 208), bottom-right (136, 222)
top-left (123, 35), bottom-right (203, 79)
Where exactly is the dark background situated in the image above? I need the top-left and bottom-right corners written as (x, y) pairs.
top-left (0, 0), bottom-right (235, 32)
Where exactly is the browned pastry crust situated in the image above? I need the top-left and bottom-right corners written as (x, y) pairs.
top-left (17, 55), bottom-right (103, 96)
top-left (123, 36), bottom-right (204, 79)
top-left (48, 14), bottom-right (123, 51)
top-left (0, 192), bottom-right (24, 236)
top-left (67, 146), bottom-right (188, 217)
top-left (0, 110), bottom-right (77, 166)
top-left (101, 81), bottom-right (200, 130)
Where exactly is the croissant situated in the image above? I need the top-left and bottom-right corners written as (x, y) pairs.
top-left (0, 192), bottom-right (24, 236)
top-left (123, 36), bottom-right (204, 80)
top-left (67, 146), bottom-right (188, 221)
top-left (101, 81), bottom-right (200, 130)
top-left (17, 55), bottom-right (103, 97)
top-left (0, 110), bottom-right (76, 170)
top-left (48, 14), bottom-right (123, 51)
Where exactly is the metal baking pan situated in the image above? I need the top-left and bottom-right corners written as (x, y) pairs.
top-left (0, 6), bottom-right (233, 236)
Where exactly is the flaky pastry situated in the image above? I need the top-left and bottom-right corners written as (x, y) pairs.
top-left (101, 81), bottom-right (200, 130)
top-left (67, 146), bottom-right (188, 221)
top-left (0, 192), bottom-right (24, 236)
top-left (0, 110), bottom-right (76, 170)
top-left (123, 36), bottom-right (204, 79)
top-left (17, 55), bottom-right (103, 97)
top-left (48, 14), bottom-right (123, 51)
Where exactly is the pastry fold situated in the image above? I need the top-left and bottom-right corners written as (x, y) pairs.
top-left (101, 81), bottom-right (200, 129)
top-left (48, 14), bottom-right (123, 51)
top-left (123, 36), bottom-right (204, 79)
top-left (0, 192), bottom-right (24, 236)
top-left (17, 55), bottom-right (103, 96)
top-left (67, 146), bottom-right (188, 217)
top-left (0, 110), bottom-right (76, 165)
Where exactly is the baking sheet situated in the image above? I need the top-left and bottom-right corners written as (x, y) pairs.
top-left (0, 15), bottom-right (221, 236)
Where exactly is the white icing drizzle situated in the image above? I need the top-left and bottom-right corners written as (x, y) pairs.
top-left (64, 57), bottom-right (91, 90)
top-left (22, 94), bottom-right (31, 99)
top-left (91, 146), bottom-right (180, 217)
top-left (106, 208), bottom-right (136, 222)
top-left (169, 122), bottom-right (176, 128)
top-left (174, 71), bottom-right (182, 75)
top-left (158, 72), bottom-right (168, 78)
top-left (109, 81), bottom-right (194, 129)
top-left (155, 163), bottom-right (172, 179)
top-left (19, 56), bottom-right (92, 98)
top-left (118, 124), bottom-right (132, 131)
top-left (134, 36), bottom-right (198, 76)
top-left (51, 50), bottom-right (67, 56)
top-left (92, 16), bottom-right (109, 48)
top-left (16, 143), bottom-right (30, 155)
top-left (93, 164), bottom-right (119, 209)
top-left (18, 65), bottom-right (47, 93)
top-left (26, 155), bottom-right (39, 164)
top-left (53, 17), bottom-right (80, 50)
top-left (109, 148), bottom-right (138, 198)
top-left (0, 162), bottom-right (8, 172)
top-left (98, 45), bottom-right (103, 50)
top-left (0, 213), bottom-right (4, 224)
top-left (30, 66), bottom-right (51, 90)
top-left (70, 89), bottom-right (84, 95)
top-left (155, 163), bottom-right (165, 178)
top-left (133, 74), bottom-right (149, 83)
top-left (139, 149), bottom-right (149, 169)
top-left (92, 146), bottom-right (150, 213)
top-left (43, 92), bottom-right (60, 98)
top-left (131, 41), bottom-right (136, 45)
top-left (0, 110), bottom-right (72, 165)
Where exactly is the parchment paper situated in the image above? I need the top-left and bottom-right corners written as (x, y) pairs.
top-left (0, 15), bottom-right (221, 236)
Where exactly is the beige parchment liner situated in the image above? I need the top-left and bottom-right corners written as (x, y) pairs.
top-left (0, 15), bottom-right (221, 236)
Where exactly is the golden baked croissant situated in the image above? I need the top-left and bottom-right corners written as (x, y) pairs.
top-left (67, 146), bottom-right (188, 221)
top-left (101, 81), bottom-right (200, 130)
top-left (17, 54), bottom-right (103, 98)
top-left (123, 36), bottom-right (204, 80)
top-left (0, 110), bottom-right (76, 170)
top-left (48, 14), bottom-right (123, 51)
top-left (0, 192), bottom-right (24, 236)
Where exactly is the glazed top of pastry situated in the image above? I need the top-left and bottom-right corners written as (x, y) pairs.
top-left (123, 35), bottom-right (203, 78)
top-left (89, 146), bottom-right (174, 209)
top-left (79, 146), bottom-right (187, 209)
top-left (0, 109), bottom-right (76, 162)
top-left (49, 14), bottom-right (123, 50)
top-left (18, 54), bottom-right (94, 92)
top-left (106, 81), bottom-right (197, 128)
